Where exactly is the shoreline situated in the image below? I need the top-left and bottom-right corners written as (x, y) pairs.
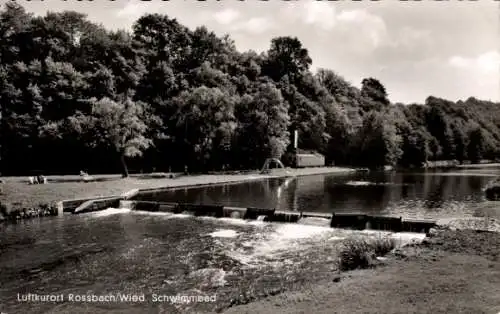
top-left (0, 167), bottom-right (356, 221)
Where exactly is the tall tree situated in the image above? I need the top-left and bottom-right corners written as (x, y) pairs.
top-left (263, 36), bottom-right (312, 83)
top-left (360, 77), bottom-right (390, 109)
top-left (357, 112), bottom-right (403, 169)
top-left (66, 97), bottom-right (152, 177)
top-left (235, 82), bottom-right (290, 168)
top-left (170, 86), bottom-right (237, 171)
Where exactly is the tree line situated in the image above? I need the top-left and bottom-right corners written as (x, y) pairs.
top-left (2, 3), bottom-right (500, 176)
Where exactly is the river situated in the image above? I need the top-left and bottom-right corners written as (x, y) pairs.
top-left (0, 167), bottom-right (499, 313)
top-left (135, 167), bottom-right (500, 219)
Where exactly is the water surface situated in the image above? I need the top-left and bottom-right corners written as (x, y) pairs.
top-left (1, 210), bottom-right (397, 313)
top-left (135, 168), bottom-right (500, 219)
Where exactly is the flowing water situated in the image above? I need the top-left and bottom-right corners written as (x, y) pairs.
top-left (1, 167), bottom-right (499, 313)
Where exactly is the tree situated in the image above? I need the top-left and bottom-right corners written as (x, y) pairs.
top-left (170, 86), bottom-right (237, 171)
top-left (467, 127), bottom-right (485, 163)
top-left (235, 83), bottom-right (290, 168)
top-left (67, 97), bottom-right (152, 177)
top-left (0, 2), bottom-right (34, 65)
top-left (3, 2), bottom-right (500, 175)
top-left (356, 112), bottom-right (402, 169)
top-left (400, 127), bottom-right (431, 167)
top-left (452, 124), bottom-right (468, 164)
top-left (360, 77), bottom-right (390, 109)
top-left (325, 108), bottom-right (352, 165)
top-left (263, 36), bottom-right (312, 83)
top-left (425, 104), bottom-right (455, 160)
top-left (132, 13), bottom-right (192, 71)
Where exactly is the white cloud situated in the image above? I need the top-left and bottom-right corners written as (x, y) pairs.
top-left (477, 51), bottom-right (500, 73)
top-left (449, 51), bottom-right (500, 73)
top-left (213, 8), bottom-right (241, 25)
top-left (233, 17), bottom-right (275, 35)
top-left (394, 27), bottom-right (432, 49)
top-left (284, 2), bottom-right (336, 30)
top-left (115, 1), bottom-right (159, 21)
top-left (303, 2), bottom-right (336, 30)
top-left (336, 10), bottom-right (388, 48)
top-left (204, 8), bottom-right (274, 35)
top-left (449, 56), bottom-right (471, 68)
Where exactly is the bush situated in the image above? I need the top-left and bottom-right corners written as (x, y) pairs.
top-left (338, 236), bottom-right (397, 271)
top-left (372, 236), bottom-right (398, 256)
top-left (484, 180), bottom-right (500, 200)
top-left (0, 202), bottom-right (59, 222)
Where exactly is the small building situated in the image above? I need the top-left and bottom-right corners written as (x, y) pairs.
top-left (290, 130), bottom-right (325, 168)
top-left (295, 152), bottom-right (325, 168)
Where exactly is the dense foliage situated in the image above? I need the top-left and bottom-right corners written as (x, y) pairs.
top-left (2, 3), bottom-right (500, 176)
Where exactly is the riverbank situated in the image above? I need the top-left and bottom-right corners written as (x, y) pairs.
top-left (418, 160), bottom-right (500, 169)
top-left (0, 167), bottom-right (356, 219)
top-left (222, 224), bottom-right (500, 314)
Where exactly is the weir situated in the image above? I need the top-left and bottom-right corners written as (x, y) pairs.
top-left (120, 200), bottom-right (436, 234)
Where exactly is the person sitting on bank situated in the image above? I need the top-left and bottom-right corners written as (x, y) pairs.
top-left (37, 175), bottom-right (47, 184)
top-left (80, 170), bottom-right (94, 182)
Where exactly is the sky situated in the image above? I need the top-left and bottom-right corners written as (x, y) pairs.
top-left (5, 0), bottom-right (500, 104)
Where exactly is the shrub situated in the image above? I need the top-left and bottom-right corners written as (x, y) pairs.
top-left (371, 236), bottom-right (398, 256)
top-left (338, 236), bottom-right (397, 271)
top-left (485, 182), bottom-right (500, 201)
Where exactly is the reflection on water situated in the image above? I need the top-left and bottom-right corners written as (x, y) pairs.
top-left (135, 168), bottom-right (500, 219)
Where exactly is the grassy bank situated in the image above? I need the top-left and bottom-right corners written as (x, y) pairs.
top-left (222, 226), bottom-right (500, 314)
top-left (0, 167), bottom-right (355, 218)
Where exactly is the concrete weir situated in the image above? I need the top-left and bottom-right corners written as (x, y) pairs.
top-left (121, 200), bottom-right (436, 234)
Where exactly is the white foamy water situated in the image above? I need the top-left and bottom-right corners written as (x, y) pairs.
top-left (437, 217), bottom-right (500, 232)
top-left (359, 230), bottom-right (427, 247)
top-left (420, 172), bottom-right (498, 177)
top-left (132, 211), bottom-right (192, 219)
top-left (360, 229), bottom-right (392, 237)
top-left (346, 181), bottom-right (372, 186)
top-left (328, 236), bottom-right (346, 241)
top-left (188, 268), bottom-right (228, 287)
top-left (201, 216), bottom-right (267, 227)
top-left (226, 223), bottom-right (339, 265)
top-left (298, 217), bottom-right (331, 227)
top-left (344, 181), bottom-right (408, 187)
top-left (121, 243), bottom-right (145, 259)
top-left (222, 222), bottom-right (430, 267)
top-left (391, 232), bottom-right (427, 247)
top-left (208, 229), bottom-right (239, 238)
top-left (91, 207), bottom-right (131, 217)
top-left (272, 224), bottom-right (332, 240)
top-left (217, 217), bottom-right (250, 225)
top-left (132, 210), bottom-right (173, 217)
top-left (91, 208), bottom-right (428, 267)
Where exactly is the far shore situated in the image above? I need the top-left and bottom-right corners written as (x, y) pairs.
top-left (2, 161), bottom-right (500, 214)
top-left (0, 166), bottom-right (356, 214)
